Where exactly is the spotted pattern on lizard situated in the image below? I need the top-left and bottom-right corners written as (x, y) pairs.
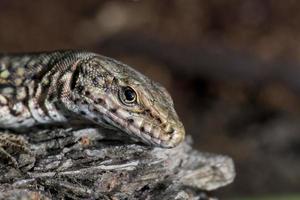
top-left (0, 51), bottom-right (185, 152)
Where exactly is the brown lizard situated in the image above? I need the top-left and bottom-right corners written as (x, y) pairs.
top-left (0, 50), bottom-right (185, 166)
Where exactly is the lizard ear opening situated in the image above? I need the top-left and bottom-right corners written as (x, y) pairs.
top-left (70, 66), bottom-right (81, 90)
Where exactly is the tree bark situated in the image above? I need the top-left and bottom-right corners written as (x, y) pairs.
top-left (0, 128), bottom-right (235, 200)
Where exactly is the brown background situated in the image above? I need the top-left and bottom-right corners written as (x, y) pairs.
top-left (1, 0), bottom-right (300, 198)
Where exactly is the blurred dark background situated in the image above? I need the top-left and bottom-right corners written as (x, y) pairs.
top-left (1, 0), bottom-right (300, 198)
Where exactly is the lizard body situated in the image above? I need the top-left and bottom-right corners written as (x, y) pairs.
top-left (0, 50), bottom-right (185, 148)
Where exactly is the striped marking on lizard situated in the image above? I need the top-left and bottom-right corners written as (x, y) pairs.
top-left (0, 51), bottom-right (185, 148)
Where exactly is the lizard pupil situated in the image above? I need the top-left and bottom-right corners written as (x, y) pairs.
top-left (124, 87), bottom-right (136, 102)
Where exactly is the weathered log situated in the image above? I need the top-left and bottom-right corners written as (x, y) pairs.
top-left (0, 128), bottom-right (235, 200)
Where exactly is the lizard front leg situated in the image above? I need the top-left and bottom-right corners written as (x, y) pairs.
top-left (0, 132), bottom-right (34, 168)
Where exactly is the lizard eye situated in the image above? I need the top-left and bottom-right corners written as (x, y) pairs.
top-left (119, 86), bottom-right (137, 105)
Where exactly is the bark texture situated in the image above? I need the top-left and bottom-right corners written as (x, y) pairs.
top-left (0, 128), bottom-right (235, 200)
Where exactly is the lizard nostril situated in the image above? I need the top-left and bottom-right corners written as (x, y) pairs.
top-left (165, 126), bottom-right (175, 135)
top-left (161, 123), bottom-right (175, 134)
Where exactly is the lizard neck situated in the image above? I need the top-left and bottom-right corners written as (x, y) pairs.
top-left (0, 51), bottom-right (95, 129)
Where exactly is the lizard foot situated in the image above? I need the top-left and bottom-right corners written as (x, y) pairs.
top-left (0, 133), bottom-right (34, 169)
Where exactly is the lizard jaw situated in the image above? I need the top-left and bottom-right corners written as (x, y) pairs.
top-left (101, 109), bottom-right (185, 148)
top-left (67, 93), bottom-right (185, 148)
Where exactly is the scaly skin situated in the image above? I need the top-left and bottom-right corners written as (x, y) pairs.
top-left (0, 50), bottom-right (185, 149)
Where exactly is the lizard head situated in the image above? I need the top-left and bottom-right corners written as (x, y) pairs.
top-left (68, 54), bottom-right (185, 148)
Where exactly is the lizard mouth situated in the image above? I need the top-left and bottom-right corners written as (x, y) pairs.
top-left (84, 97), bottom-right (185, 148)
top-left (124, 121), bottom-right (185, 148)
top-left (101, 109), bottom-right (185, 148)
top-left (131, 121), bottom-right (185, 148)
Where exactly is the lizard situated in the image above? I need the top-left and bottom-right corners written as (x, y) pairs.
top-left (0, 50), bottom-right (185, 166)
